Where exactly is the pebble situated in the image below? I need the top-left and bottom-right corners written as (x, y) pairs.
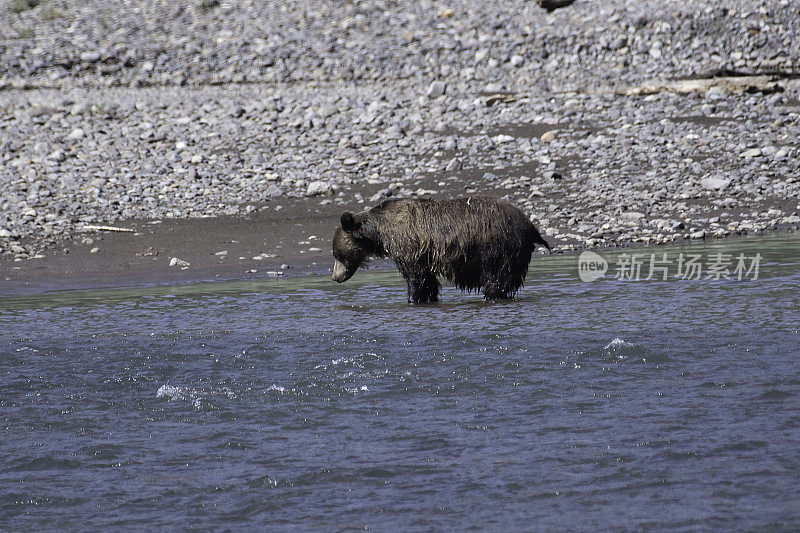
top-left (700, 177), bottom-right (730, 191)
top-left (540, 131), bottom-right (557, 142)
top-left (761, 146), bottom-right (777, 156)
top-left (369, 188), bottom-right (392, 202)
top-left (70, 102), bottom-right (90, 115)
top-left (79, 51), bottom-right (102, 63)
top-left (306, 181), bottom-right (335, 196)
top-left (620, 212), bottom-right (646, 223)
top-left (445, 157), bottom-right (462, 172)
top-left (427, 81), bottom-right (446, 100)
top-left (48, 150), bottom-right (66, 162)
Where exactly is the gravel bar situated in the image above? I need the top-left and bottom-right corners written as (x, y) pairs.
top-left (1, 0), bottom-right (799, 265)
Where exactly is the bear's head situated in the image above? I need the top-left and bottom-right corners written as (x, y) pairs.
top-left (331, 211), bottom-right (381, 283)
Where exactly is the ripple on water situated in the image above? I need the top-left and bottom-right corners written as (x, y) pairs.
top-left (156, 383), bottom-right (237, 410)
top-left (572, 337), bottom-right (670, 367)
top-left (1, 233), bottom-right (800, 530)
top-left (757, 389), bottom-right (793, 401)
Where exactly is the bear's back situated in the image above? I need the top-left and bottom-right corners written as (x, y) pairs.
top-left (370, 195), bottom-right (540, 262)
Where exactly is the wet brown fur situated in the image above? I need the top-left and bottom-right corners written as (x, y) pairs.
top-left (332, 196), bottom-right (550, 303)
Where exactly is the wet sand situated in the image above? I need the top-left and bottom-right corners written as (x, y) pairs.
top-left (0, 198), bottom-right (339, 295)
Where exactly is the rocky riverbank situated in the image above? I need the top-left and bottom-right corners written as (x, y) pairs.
top-left (1, 0), bottom-right (799, 280)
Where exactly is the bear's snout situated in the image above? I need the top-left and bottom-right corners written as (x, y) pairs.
top-left (332, 259), bottom-right (352, 283)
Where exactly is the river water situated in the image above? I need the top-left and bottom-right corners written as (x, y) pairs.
top-left (2, 233), bottom-right (799, 530)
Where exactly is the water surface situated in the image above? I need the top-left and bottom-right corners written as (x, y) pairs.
top-left (2, 234), bottom-right (800, 530)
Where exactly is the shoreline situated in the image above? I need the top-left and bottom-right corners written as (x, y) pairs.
top-left (2, 199), bottom-right (796, 297)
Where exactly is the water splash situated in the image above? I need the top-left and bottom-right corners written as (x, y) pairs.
top-left (605, 338), bottom-right (634, 351)
top-left (156, 384), bottom-right (202, 409)
top-left (599, 338), bottom-right (668, 364)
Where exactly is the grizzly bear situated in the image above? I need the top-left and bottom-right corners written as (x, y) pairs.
top-left (331, 196), bottom-right (550, 303)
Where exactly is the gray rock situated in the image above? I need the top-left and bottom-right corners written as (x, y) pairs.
top-left (774, 147), bottom-right (790, 159)
top-left (369, 188), bottom-right (392, 202)
top-left (427, 81), bottom-right (446, 99)
top-left (540, 130), bottom-right (557, 142)
top-left (169, 257), bottom-right (190, 267)
top-left (445, 157), bottom-right (462, 172)
top-left (48, 150), bottom-right (67, 162)
top-left (700, 177), bottom-right (730, 191)
top-left (80, 51), bottom-right (102, 63)
top-left (760, 146), bottom-right (778, 156)
top-left (619, 212), bottom-right (646, 223)
top-left (70, 102), bottom-right (90, 115)
top-left (264, 184), bottom-right (283, 197)
top-left (306, 181), bottom-right (334, 196)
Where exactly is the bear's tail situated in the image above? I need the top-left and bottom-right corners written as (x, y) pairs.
top-left (530, 226), bottom-right (552, 252)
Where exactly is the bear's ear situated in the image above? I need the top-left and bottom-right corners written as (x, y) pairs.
top-left (341, 211), bottom-right (360, 232)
